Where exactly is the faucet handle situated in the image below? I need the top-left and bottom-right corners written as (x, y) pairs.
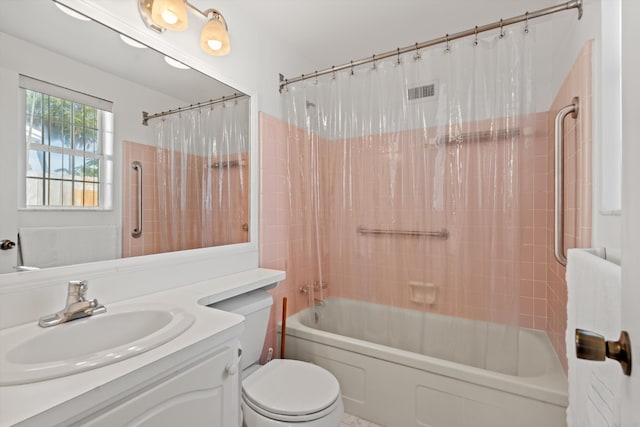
top-left (68, 280), bottom-right (88, 297)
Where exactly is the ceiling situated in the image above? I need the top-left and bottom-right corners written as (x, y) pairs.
top-left (0, 0), bottom-right (565, 100)
top-left (228, 0), bottom-right (561, 74)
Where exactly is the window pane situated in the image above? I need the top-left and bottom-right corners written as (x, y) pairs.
top-left (49, 152), bottom-right (64, 181)
top-left (85, 107), bottom-right (97, 129)
top-left (73, 103), bottom-right (84, 150)
top-left (26, 177), bottom-right (43, 206)
top-left (81, 182), bottom-right (99, 207)
top-left (26, 150), bottom-right (44, 178)
top-left (74, 156), bottom-right (85, 179)
top-left (84, 157), bottom-right (99, 181)
top-left (25, 90), bottom-right (43, 117)
top-left (85, 128), bottom-right (98, 153)
top-left (48, 179), bottom-right (62, 206)
top-left (62, 180), bottom-right (73, 207)
top-left (25, 115), bottom-right (43, 145)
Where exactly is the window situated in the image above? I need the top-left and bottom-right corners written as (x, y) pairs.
top-left (20, 76), bottom-right (113, 209)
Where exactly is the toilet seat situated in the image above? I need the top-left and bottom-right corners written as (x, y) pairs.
top-left (242, 359), bottom-right (341, 422)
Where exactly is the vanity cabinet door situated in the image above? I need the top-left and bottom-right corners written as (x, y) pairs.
top-left (80, 346), bottom-right (239, 427)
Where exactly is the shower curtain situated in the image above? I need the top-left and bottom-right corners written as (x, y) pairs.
top-left (153, 96), bottom-right (250, 253)
top-left (284, 25), bottom-right (535, 370)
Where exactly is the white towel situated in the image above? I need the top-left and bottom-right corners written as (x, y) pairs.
top-left (19, 226), bottom-right (118, 268)
top-left (566, 248), bottom-right (622, 427)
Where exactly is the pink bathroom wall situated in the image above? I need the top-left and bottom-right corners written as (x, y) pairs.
top-left (319, 116), bottom-right (548, 328)
top-left (122, 140), bottom-right (249, 258)
top-left (546, 41), bottom-right (593, 371)
top-left (122, 141), bottom-right (159, 258)
top-left (258, 111), bottom-right (553, 358)
top-left (259, 113), bottom-right (298, 359)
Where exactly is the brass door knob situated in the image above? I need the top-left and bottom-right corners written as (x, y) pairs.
top-left (0, 240), bottom-right (16, 250)
top-left (575, 329), bottom-right (632, 376)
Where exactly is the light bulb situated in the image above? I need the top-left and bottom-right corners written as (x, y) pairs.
top-left (207, 39), bottom-right (223, 51)
top-left (161, 10), bottom-right (179, 25)
top-left (151, 0), bottom-right (188, 31)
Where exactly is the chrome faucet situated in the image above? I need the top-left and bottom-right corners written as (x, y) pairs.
top-left (39, 280), bottom-right (106, 327)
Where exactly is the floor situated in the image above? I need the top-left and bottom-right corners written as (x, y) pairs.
top-left (341, 413), bottom-right (384, 427)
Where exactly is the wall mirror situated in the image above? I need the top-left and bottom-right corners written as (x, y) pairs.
top-left (0, 0), bottom-right (253, 275)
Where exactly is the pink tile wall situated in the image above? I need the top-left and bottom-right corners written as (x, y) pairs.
top-left (546, 41), bottom-right (593, 371)
top-left (259, 111), bottom-right (552, 357)
top-left (259, 113), bottom-right (297, 359)
top-left (122, 140), bottom-right (249, 258)
top-left (122, 141), bottom-right (159, 257)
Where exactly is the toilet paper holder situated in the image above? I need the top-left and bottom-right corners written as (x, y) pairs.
top-left (575, 328), bottom-right (632, 376)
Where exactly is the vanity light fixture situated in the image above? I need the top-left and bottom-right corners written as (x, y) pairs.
top-left (199, 10), bottom-right (230, 56)
top-left (138, 0), bottom-right (231, 56)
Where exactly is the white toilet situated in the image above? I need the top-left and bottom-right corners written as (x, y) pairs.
top-left (211, 290), bottom-right (344, 427)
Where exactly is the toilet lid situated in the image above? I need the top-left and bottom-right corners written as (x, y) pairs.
top-left (242, 359), bottom-right (340, 418)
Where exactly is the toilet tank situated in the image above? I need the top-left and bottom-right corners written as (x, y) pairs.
top-left (208, 289), bottom-right (273, 370)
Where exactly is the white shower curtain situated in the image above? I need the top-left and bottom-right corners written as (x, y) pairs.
top-left (284, 25), bottom-right (535, 370)
top-left (153, 96), bottom-right (250, 253)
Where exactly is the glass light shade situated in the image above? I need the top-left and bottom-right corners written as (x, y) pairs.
top-left (151, 0), bottom-right (188, 31)
top-left (200, 17), bottom-right (230, 56)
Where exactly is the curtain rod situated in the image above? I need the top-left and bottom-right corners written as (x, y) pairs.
top-left (278, 0), bottom-right (582, 92)
top-left (142, 92), bottom-right (246, 126)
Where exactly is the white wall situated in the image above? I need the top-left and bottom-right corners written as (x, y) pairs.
top-left (550, 0), bottom-right (621, 254)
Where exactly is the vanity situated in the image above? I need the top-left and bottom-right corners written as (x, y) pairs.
top-left (0, 268), bottom-right (285, 427)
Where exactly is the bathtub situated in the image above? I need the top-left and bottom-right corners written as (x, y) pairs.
top-left (280, 297), bottom-right (567, 427)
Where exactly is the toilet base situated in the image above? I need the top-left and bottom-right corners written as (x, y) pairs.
top-left (241, 396), bottom-right (344, 427)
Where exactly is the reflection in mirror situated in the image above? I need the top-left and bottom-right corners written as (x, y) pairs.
top-left (0, 1), bottom-right (250, 274)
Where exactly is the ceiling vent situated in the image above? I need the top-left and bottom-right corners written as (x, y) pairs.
top-left (408, 82), bottom-right (437, 102)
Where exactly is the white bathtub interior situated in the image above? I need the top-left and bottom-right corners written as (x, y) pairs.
top-left (282, 297), bottom-right (568, 427)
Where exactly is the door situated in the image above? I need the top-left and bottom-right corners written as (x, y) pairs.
top-left (621, 0), bottom-right (640, 424)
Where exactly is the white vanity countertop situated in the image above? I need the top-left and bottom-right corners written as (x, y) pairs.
top-left (0, 267), bottom-right (285, 427)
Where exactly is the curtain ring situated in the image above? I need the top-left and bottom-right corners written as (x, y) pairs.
top-left (396, 48), bottom-right (401, 64)
top-left (524, 12), bottom-right (530, 33)
top-left (413, 42), bottom-right (422, 60)
top-left (499, 19), bottom-right (504, 39)
top-left (473, 25), bottom-right (478, 46)
top-left (350, 61), bottom-right (354, 76)
top-left (314, 70), bottom-right (318, 84)
top-left (445, 34), bottom-right (450, 53)
top-left (332, 65), bottom-right (336, 80)
top-left (372, 54), bottom-right (377, 70)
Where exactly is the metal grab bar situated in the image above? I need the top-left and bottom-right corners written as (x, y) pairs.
top-left (554, 97), bottom-right (579, 265)
top-left (131, 161), bottom-right (143, 238)
top-left (358, 226), bottom-right (449, 239)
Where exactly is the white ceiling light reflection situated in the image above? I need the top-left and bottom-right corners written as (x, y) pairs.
top-left (164, 56), bottom-right (190, 70)
top-left (119, 34), bottom-right (147, 49)
top-left (54, 3), bottom-right (91, 21)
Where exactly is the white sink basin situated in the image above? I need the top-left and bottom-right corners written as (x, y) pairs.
top-left (0, 305), bottom-right (194, 385)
